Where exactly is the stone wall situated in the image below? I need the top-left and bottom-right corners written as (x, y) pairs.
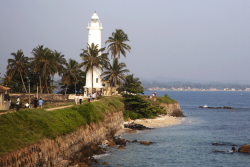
top-left (9, 94), bottom-right (66, 102)
top-left (0, 111), bottom-right (123, 167)
top-left (160, 103), bottom-right (181, 116)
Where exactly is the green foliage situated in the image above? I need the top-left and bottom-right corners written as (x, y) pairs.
top-left (123, 110), bottom-right (143, 120)
top-left (0, 96), bottom-right (124, 155)
top-left (123, 94), bottom-right (150, 112)
top-left (156, 94), bottom-right (176, 104)
top-left (124, 74), bottom-right (144, 94)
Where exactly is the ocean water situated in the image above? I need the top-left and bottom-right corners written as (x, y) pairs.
top-left (96, 91), bottom-right (250, 167)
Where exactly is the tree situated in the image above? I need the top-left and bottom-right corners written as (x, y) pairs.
top-left (101, 58), bottom-right (129, 95)
top-left (79, 43), bottom-right (109, 94)
top-left (124, 74), bottom-right (144, 94)
top-left (61, 59), bottom-right (82, 96)
top-left (31, 45), bottom-right (45, 93)
top-left (7, 50), bottom-right (29, 93)
top-left (31, 46), bottom-right (56, 94)
top-left (105, 29), bottom-right (131, 59)
top-left (53, 50), bottom-right (66, 90)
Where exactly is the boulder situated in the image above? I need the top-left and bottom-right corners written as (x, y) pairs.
top-left (102, 140), bottom-right (109, 145)
top-left (132, 140), bottom-right (137, 143)
top-left (102, 162), bottom-right (108, 165)
top-left (232, 147), bottom-right (237, 152)
top-left (108, 141), bottom-right (117, 147)
top-left (238, 144), bottom-right (250, 153)
top-left (140, 141), bottom-right (150, 145)
top-left (118, 145), bottom-right (126, 149)
top-left (114, 138), bottom-right (126, 146)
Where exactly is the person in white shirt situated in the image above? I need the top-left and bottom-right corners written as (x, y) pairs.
top-left (74, 95), bottom-right (78, 105)
top-left (25, 102), bottom-right (29, 108)
top-left (79, 95), bottom-right (83, 104)
top-left (92, 93), bottom-right (96, 101)
top-left (16, 96), bottom-right (20, 112)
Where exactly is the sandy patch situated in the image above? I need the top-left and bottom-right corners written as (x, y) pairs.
top-left (115, 115), bottom-right (179, 136)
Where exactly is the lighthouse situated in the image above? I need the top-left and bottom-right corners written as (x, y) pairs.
top-left (84, 12), bottom-right (104, 97)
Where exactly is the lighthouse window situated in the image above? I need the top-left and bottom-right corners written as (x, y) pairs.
top-left (96, 78), bottom-right (98, 83)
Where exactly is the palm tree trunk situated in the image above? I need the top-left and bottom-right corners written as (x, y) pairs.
top-left (110, 80), bottom-right (113, 96)
top-left (92, 69), bottom-right (93, 94)
top-left (39, 75), bottom-right (42, 94)
top-left (20, 72), bottom-right (27, 93)
top-left (65, 85), bottom-right (68, 97)
top-left (46, 79), bottom-right (49, 94)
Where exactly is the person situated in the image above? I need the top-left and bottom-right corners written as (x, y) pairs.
top-left (152, 93), bottom-right (155, 98)
top-left (79, 95), bottom-right (83, 105)
top-left (128, 117), bottom-right (131, 124)
top-left (16, 96), bottom-right (20, 112)
top-left (154, 91), bottom-right (156, 97)
top-left (25, 102), bottom-right (29, 108)
top-left (39, 98), bottom-right (43, 108)
top-left (9, 99), bottom-right (11, 109)
top-left (74, 95), bottom-right (78, 105)
top-left (92, 93), bottom-right (96, 101)
top-left (88, 93), bottom-right (92, 102)
top-left (33, 97), bottom-right (38, 109)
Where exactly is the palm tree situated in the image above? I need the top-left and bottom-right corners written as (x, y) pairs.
top-left (7, 50), bottom-right (29, 93)
top-left (101, 58), bottom-right (129, 95)
top-left (105, 29), bottom-right (131, 59)
top-left (53, 50), bottom-right (66, 90)
top-left (79, 43), bottom-right (109, 94)
top-left (31, 45), bottom-right (45, 93)
top-left (31, 46), bottom-right (57, 94)
top-left (61, 59), bottom-right (82, 96)
top-left (41, 48), bottom-right (57, 94)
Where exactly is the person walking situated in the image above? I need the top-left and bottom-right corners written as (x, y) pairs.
top-left (92, 93), bottom-right (96, 101)
top-left (39, 98), bottom-right (43, 108)
top-left (79, 95), bottom-right (83, 105)
top-left (33, 97), bottom-right (38, 109)
top-left (16, 96), bottom-right (20, 112)
top-left (74, 95), bottom-right (78, 105)
top-left (88, 93), bottom-right (92, 102)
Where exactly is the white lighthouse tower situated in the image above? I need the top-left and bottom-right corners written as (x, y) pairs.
top-left (84, 12), bottom-right (104, 97)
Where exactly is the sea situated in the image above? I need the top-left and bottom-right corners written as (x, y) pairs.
top-left (95, 91), bottom-right (250, 167)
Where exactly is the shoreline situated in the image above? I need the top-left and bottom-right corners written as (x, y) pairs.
top-left (115, 115), bottom-right (180, 136)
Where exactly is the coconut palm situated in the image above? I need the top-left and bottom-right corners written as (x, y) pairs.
top-left (105, 29), bottom-right (131, 59)
top-left (52, 50), bottom-right (66, 90)
top-left (79, 43), bottom-right (109, 94)
top-left (40, 48), bottom-right (57, 94)
top-left (7, 50), bottom-right (29, 93)
top-left (31, 45), bottom-right (45, 93)
top-left (101, 58), bottom-right (130, 95)
top-left (61, 59), bottom-right (82, 96)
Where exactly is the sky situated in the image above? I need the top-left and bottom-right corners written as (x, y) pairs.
top-left (0, 0), bottom-right (250, 84)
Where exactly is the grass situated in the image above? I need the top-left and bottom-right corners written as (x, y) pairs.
top-left (0, 96), bottom-right (124, 156)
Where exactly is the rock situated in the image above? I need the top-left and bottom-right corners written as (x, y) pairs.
top-left (114, 138), bottom-right (126, 146)
top-left (238, 144), bottom-right (250, 153)
top-left (108, 141), bottom-right (117, 147)
top-left (126, 140), bottom-right (130, 142)
top-left (118, 145), bottom-right (126, 149)
top-left (132, 140), bottom-right (137, 143)
top-left (102, 140), bottom-right (109, 145)
top-left (232, 147), bottom-right (237, 152)
top-left (124, 123), bottom-right (152, 130)
top-left (199, 106), bottom-right (233, 109)
top-left (102, 162), bottom-right (108, 165)
top-left (140, 141), bottom-right (150, 145)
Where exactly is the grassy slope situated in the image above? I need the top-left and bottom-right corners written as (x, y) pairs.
top-left (0, 96), bottom-right (124, 155)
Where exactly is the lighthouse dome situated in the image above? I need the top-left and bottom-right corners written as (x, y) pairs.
top-left (91, 12), bottom-right (99, 23)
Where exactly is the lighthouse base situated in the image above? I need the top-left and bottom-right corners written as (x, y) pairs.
top-left (84, 86), bottom-right (104, 97)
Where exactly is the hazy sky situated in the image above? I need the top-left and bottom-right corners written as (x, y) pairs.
top-left (1, 0), bottom-right (250, 84)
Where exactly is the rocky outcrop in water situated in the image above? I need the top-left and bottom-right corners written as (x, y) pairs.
top-left (124, 123), bottom-right (153, 130)
top-left (199, 106), bottom-right (233, 109)
top-left (238, 144), bottom-right (250, 153)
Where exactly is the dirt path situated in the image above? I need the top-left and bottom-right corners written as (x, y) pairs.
top-left (45, 105), bottom-right (74, 111)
